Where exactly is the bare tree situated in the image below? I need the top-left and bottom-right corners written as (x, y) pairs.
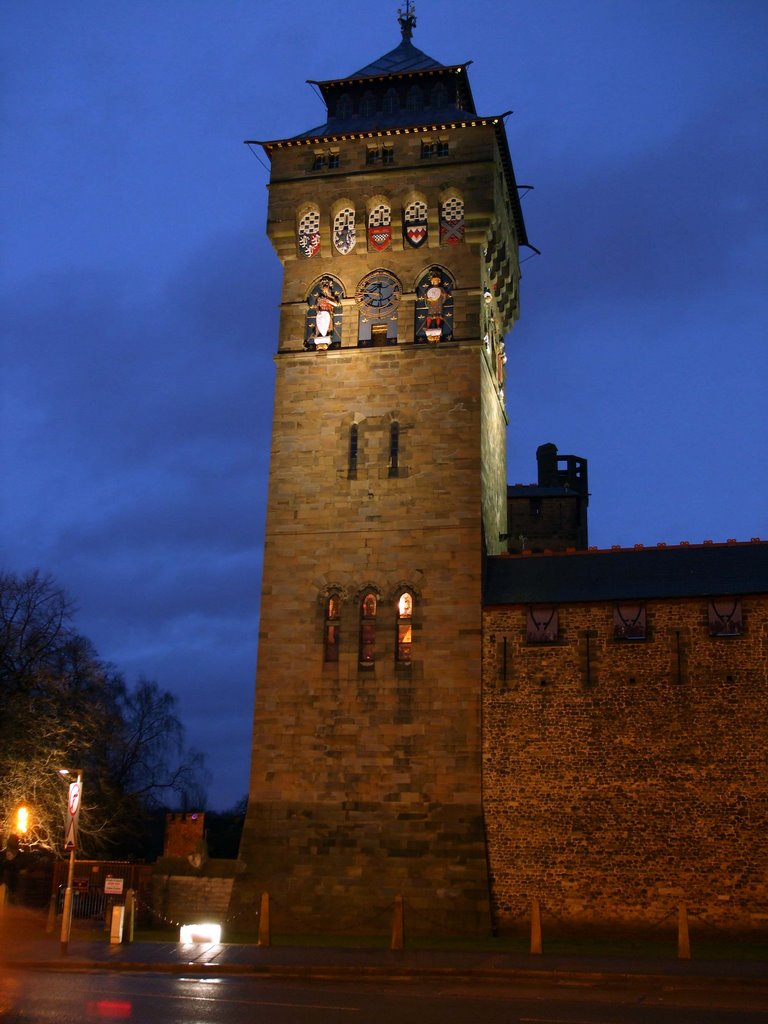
top-left (0, 570), bottom-right (207, 855)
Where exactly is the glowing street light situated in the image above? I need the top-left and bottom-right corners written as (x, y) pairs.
top-left (15, 805), bottom-right (28, 836)
top-left (57, 768), bottom-right (83, 954)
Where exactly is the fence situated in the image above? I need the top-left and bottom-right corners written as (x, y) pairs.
top-left (50, 860), bottom-right (154, 926)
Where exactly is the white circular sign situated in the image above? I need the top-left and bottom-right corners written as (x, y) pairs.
top-left (68, 782), bottom-right (81, 816)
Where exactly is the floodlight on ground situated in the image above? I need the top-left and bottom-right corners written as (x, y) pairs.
top-left (180, 923), bottom-right (222, 944)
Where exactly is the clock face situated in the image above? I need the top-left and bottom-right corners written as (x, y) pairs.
top-left (355, 270), bottom-right (401, 318)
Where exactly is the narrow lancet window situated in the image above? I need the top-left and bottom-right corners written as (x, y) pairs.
top-left (388, 422), bottom-right (399, 476)
top-left (324, 594), bottom-right (341, 662)
top-left (359, 592), bottom-right (377, 666)
top-left (396, 591), bottom-right (413, 663)
top-left (348, 424), bottom-right (358, 479)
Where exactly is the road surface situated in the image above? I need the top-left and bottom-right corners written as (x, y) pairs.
top-left (3, 969), bottom-right (767, 1023)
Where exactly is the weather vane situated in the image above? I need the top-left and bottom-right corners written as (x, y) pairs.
top-left (397, 0), bottom-right (417, 41)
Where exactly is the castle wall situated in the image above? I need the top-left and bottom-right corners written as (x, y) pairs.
top-left (482, 594), bottom-right (768, 934)
top-left (506, 493), bottom-right (586, 552)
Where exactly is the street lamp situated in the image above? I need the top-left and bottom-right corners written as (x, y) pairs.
top-left (57, 768), bottom-right (83, 954)
top-left (15, 805), bottom-right (28, 837)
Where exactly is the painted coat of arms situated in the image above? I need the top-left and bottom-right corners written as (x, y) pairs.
top-left (298, 229), bottom-right (321, 258)
top-left (440, 216), bottom-right (465, 245)
top-left (404, 219), bottom-right (428, 248)
top-left (368, 225), bottom-right (392, 252)
top-left (333, 208), bottom-right (356, 255)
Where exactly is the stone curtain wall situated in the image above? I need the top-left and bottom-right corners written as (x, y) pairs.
top-left (482, 594), bottom-right (768, 934)
top-left (152, 875), bottom-right (234, 926)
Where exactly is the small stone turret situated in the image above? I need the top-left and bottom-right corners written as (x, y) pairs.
top-left (506, 443), bottom-right (589, 552)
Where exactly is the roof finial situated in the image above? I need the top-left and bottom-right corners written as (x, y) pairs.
top-left (397, 1), bottom-right (417, 41)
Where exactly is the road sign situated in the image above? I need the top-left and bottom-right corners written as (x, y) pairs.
top-left (64, 779), bottom-right (82, 851)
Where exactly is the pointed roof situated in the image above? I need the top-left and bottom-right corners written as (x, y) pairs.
top-left (348, 0), bottom-right (441, 77)
top-left (247, 2), bottom-right (532, 250)
top-left (349, 37), bottom-right (443, 79)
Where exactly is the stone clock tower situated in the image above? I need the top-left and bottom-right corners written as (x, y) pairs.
top-left (234, 4), bottom-right (528, 936)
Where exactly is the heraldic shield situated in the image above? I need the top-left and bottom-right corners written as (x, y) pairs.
top-left (404, 220), bottom-right (428, 248)
top-left (299, 229), bottom-right (321, 258)
top-left (440, 217), bottom-right (465, 245)
top-left (368, 225), bottom-right (392, 252)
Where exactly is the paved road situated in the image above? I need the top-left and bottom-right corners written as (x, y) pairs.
top-left (5, 970), bottom-right (768, 1023)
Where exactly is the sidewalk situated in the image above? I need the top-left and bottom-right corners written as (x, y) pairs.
top-left (4, 931), bottom-right (768, 995)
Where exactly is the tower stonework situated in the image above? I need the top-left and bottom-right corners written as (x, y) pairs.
top-left (233, 12), bottom-right (527, 935)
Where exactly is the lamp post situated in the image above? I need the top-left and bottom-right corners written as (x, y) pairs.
top-left (15, 805), bottom-right (29, 838)
top-left (58, 768), bottom-right (83, 954)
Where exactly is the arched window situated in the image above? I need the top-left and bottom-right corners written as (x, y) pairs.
top-left (431, 82), bottom-right (448, 108)
top-left (388, 421), bottom-right (399, 476)
top-left (297, 206), bottom-right (321, 258)
top-left (440, 195), bottom-right (465, 245)
top-left (359, 592), bottom-right (377, 666)
top-left (383, 88), bottom-right (399, 115)
top-left (360, 91), bottom-right (377, 117)
top-left (403, 198), bottom-right (428, 248)
top-left (396, 591), bottom-right (413, 663)
top-left (406, 85), bottom-right (423, 112)
top-left (333, 206), bottom-right (356, 254)
top-left (367, 202), bottom-right (392, 252)
top-left (324, 594), bottom-right (341, 662)
top-left (335, 93), bottom-right (352, 120)
top-left (414, 266), bottom-right (454, 343)
top-left (304, 276), bottom-right (343, 350)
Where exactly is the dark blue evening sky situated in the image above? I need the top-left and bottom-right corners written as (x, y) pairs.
top-left (2, 1), bottom-right (766, 809)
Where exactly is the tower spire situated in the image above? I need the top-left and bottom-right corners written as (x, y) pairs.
top-left (397, 1), bottom-right (417, 41)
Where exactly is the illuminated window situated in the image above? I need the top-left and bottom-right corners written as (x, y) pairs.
top-left (359, 592), bottom-right (377, 666)
top-left (709, 599), bottom-right (743, 636)
top-left (527, 607), bottom-right (558, 643)
top-left (348, 424), bottom-right (358, 478)
top-left (388, 422), bottom-right (399, 476)
top-left (324, 594), bottom-right (341, 662)
top-left (396, 591), bottom-right (413, 662)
